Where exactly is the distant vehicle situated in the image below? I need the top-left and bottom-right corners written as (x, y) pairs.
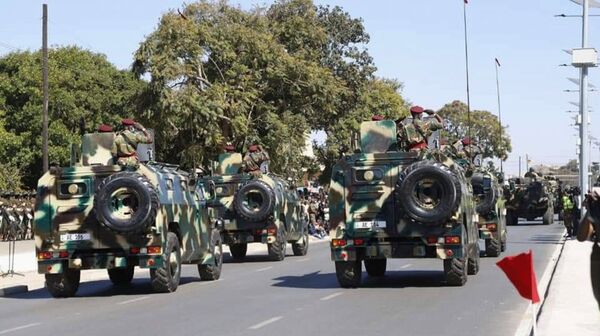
top-left (472, 169), bottom-right (507, 257)
top-left (201, 153), bottom-right (309, 261)
top-left (34, 131), bottom-right (222, 297)
top-left (505, 177), bottom-right (555, 225)
top-left (328, 119), bottom-right (480, 288)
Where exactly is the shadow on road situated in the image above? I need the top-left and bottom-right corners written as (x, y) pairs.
top-left (8, 276), bottom-right (201, 300)
top-left (272, 270), bottom-right (455, 289)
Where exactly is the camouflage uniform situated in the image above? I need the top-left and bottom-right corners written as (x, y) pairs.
top-left (242, 145), bottom-right (270, 177)
top-left (400, 107), bottom-right (443, 152)
top-left (111, 121), bottom-right (152, 169)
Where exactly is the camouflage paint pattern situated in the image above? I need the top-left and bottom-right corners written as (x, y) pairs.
top-left (202, 153), bottom-right (306, 246)
top-left (505, 176), bottom-right (554, 220)
top-left (473, 169), bottom-right (507, 244)
top-left (329, 121), bottom-right (479, 262)
top-left (34, 132), bottom-right (218, 274)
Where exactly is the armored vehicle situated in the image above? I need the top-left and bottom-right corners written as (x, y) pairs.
top-left (471, 169), bottom-right (507, 257)
top-left (201, 153), bottom-right (309, 261)
top-left (328, 120), bottom-right (480, 288)
top-left (34, 131), bottom-right (223, 298)
top-left (505, 177), bottom-right (554, 225)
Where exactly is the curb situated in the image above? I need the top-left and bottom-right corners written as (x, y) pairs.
top-left (513, 228), bottom-right (567, 336)
top-left (0, 285), bottom-right (29, 297)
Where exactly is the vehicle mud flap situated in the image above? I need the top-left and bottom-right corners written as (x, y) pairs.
top-left (108, 266), bottom-right (135, 286)
top-left (364, 259), bottom-right (386, 277)
top-left (229, 243), bottom-right (248, 261)
top-left (335, 260), bottom-right (362, 288)
top-left (45, 269), bottom-right (81, 298)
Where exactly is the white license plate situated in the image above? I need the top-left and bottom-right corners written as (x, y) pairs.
top-left (60, 233), bottom-right (91, 241)
top-left (354, 220), bottom-right (386, 229)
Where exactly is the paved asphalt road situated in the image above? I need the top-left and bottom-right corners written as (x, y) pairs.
top-left (0, 222), bottom-right (564, 336)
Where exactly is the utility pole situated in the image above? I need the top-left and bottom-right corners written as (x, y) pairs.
top-left (42, 4), bottom-right (49, 173)
top-left (579, 0), bottom-right (591, 193)
top-left (526, 154), bottom-right (529, 173)
top-left (462, 1), bottom-right (472, 154)
top-left (519, 156), bottom-right (522, 177)
top-left (495, 58), bottom-right (503, 173)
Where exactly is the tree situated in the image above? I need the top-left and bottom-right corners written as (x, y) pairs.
top-left (438, 100), bottom-right (511, 160)
top-left (0, 46), bottom-right (146, 187)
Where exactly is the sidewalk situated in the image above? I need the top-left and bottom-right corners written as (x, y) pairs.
top-left (0, 236), bottom-right (329, 295)
top-left (537, 239), bottom-right (600, 335)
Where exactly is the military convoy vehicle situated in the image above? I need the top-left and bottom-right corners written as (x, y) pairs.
top-left (505, 177), bottom-right (555, 225)
top-left (201, 153), bottom-right (309, 261)
top-left (34, 131), bottom-right (223, 297)
top-left (471, 170), bottom-right (507, 257)
top-left (328, 120), bottom-right (480, 288)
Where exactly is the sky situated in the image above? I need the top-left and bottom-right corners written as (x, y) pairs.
top-left (1, 0), bottom-right (599, 176)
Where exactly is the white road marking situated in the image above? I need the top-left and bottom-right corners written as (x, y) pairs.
top-left (0, 323), bottom-right (41, 335)
top-left (296, 258), bottom-right (310, 262)
top-left (248, 316), bottom-right (283, 330)
top-left (320, 292), bottom-right (344, 301)
top-left (255, 266), bottom-right (273, 272)
top-left (117, 296), bottom-right (150, 305)
top-left (400, 263), bottom-right (412, 269)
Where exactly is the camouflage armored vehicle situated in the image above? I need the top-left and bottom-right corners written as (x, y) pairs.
top-left (471, 169), bottom-right (507, 257)
top-left (34, 131), bottom-right (223, 297)
top-left (505, 177), bottom-right (555, 225)
top-left (201, 152), bottom-right (309, 261)
top-left (329, 120), bottom-right (480, 288)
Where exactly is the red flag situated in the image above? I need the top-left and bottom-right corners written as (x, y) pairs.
top-left (496, 250), bottom-right (540, 303)
top-left (495, 58), bottom-right (501, 67)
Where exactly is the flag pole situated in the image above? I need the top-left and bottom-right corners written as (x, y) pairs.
top-left (531, 303), bottom-right (537, 335)
top-left (495, 58), bottom-right (503, 173)
top-left (462, 0), bottom-right (472, 156)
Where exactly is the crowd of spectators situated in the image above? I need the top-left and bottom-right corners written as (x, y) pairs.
top-left (298, 186), bottom-right (329, 239)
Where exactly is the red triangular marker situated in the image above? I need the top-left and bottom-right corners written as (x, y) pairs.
top-left (496, 250), bottom-right (540, 303)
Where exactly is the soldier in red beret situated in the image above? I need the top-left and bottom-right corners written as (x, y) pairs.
top-left (371, 114), bottom-right (385, 121)
top-left (224, 144), bottom-right (236, 153)
top-left (398, 106), bottom-right (443, 152)
top-left (97, 124), bottom-right (113, 133)
top-left (111, 118), bottom-right (153, 169)
top-left (243, 144), bottom-right (270, 177)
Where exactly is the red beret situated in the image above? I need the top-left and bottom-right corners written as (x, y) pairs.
top-left (224, 144), bottom-right (235, 152)
top-left (440, 139), bottom-right (448, 145)
top-left (248, 145), bottom-right (258, 152)
top-left (97, 124), bottom-right (113, 132)
top-left (122, 119), bottom-right (135, 126)
top-left (410, 106), bottom-right (424, 114)
top-left (371, 114), bottom-right (384, 121)
top-left (461, 137), bottom-right (471, 145)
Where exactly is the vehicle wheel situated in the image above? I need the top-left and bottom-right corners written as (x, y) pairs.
top-left (268, 228), bottom-right (287, 261)
top-left (108, 266), bottom-right (135, 286)
top-left (485, 238), bottom-right (501, 257)
top-left (364, 259), bottom-right (387, 277)
top-left (150, 232), bottom-right (181, 293)
top-left (291, 225), bottom-right (309, 256)
top-left (444, 257), bottom-right (468, 286)
top-left (229, 243), bottom-right (247, 261)
top-left (94, 172), bottom-right (159, 234)
top-left (198, 229), bottom-right (223, 281)
top-left (542, 207), bottom-right (553, 225)
top-left (45, 269), bottom-right (81, 298)
top-left (396, 161), bottom-right (461, 225)
top-left (233, 180), bottom-right (275, 222)
top-left (467, 244), bottom-right (480, 275)
top-left (335, 260), bottom-right (362, 288)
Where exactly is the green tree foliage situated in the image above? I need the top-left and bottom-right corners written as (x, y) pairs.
top-left (0, 46), bottom-right (146, 187)
top-left (438, 100), bottom-right (512, 160)
top-left (133, 0), bottom-right (406, 179)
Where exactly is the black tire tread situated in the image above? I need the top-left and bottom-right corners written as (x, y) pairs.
top-left (150, 232), bottom-right (181, 293)
top-left (444, 258), bottom-right (468, 286)
top-left (485, 238), bottom-right (502, 257)
top-left (335, 260), bottom-right (362, 288)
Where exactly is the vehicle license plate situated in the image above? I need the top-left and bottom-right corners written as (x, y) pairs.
top-left (60, 233), bottom-right (91, 241)
top-left (354, 220), bottom-right (386, 229)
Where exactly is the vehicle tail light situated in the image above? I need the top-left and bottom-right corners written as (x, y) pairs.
top-left (256, 229), bottom-right (264, 235)
top-left (147, 259), bottom-right (155, 266)
top-left (267, 228), bottom-right (277, 235)
top-left (426, 236), bottom-right (438, 244)
top-left (147, 246), bottom-right (161, 255)
top-left (58, 251), bottom-right (69, 258)
top-left (444, 236), bottom-right (461, 244)
top-left (446, 249), bottom-right (454, 257)
top-left (486, 223), bottom-right (497, 231)
top-left (130, 247), bottom-right (141, 254)
top-left (38, 251), bottom-right (52, 260)
top-left (331, 239), bottom-right (347, 247)
top-left (354, 238), bottom-right (364, 246)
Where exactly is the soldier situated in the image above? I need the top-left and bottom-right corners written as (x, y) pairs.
top-left (524, 167), bottom-right (540, 180)
top-left (111, 119), bottom-right (153, 169)
top-left (562, 188), bottom-right (575, 238)
top-left (371, 114), bottom-right (385, 121)
top-left (97, 124), bottom-right (113, 133)
top-left (242, 144), bottom-right (270, 177)
top-left (224, 143), bottom-right (236, 153)
top-left (400, 106), bottom-right (443, 152)
top-left (577, 187), bottom-right (600, 309)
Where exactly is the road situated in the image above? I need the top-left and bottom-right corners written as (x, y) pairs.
top-left (0, 222), bottom-right (564, 336)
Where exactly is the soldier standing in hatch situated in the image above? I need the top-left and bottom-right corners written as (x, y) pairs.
top-left (243, 144), bottom-right (270, 177)
top-left (524, 167), bottom-right (540, 180)
top-left (97, 124), bottom-right (113, 133)
top-left (111, 119), bottom-right (153, 170)
top-left (400, 106), bottom-right (443, 152)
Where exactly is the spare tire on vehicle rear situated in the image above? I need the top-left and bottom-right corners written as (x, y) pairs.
top-left (94, 172), bottom-right (159, 234)
top-left (471, 173), bottom-right (497, 215)
top-left (233, 179), bottom-right (275, 222)
top-left (396, 161), bottom-right (462, 225)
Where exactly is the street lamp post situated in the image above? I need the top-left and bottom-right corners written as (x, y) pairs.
top-left (495, 58), bottom-right (503, 173)
top-left (579, 0), bottom-right (591, 194)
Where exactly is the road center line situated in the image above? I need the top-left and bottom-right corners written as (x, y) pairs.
top-left (255, 266), bottom-right (273, 272)
top-left (400, 264), bottom-right (412, 269)
top-left (320, 292), bottom-right (344, 301)
top-left (0, 323), bottom-right (41, 335)
top-left (248, 316), bottom-right (283, 330)
top-left (117, 296), bottom-right (150, 305)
